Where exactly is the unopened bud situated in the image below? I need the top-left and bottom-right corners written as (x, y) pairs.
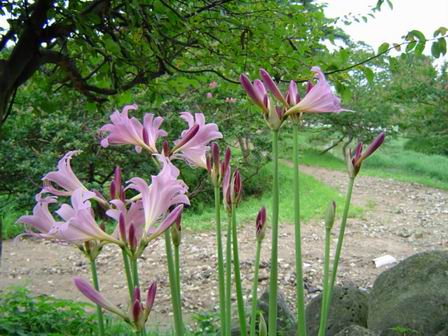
top-left (256, 207), bottom-right (267, 241)
top-left (259, 313), bottom-right (267, 336)
top-left (325, 201), bottom-right (336, 230)
top-left (119, 213), bottom-right (126, 241)
top-left (146, 282), bottom-right (157, 312)
top-left (128, 224), bottom-right (138, 252)
top-left (232, 170), bottom-right (242, 207)
top-left (162, 140), bottom-right (170, 157)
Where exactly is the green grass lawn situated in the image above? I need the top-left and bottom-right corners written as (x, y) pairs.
top-left (279, 129), bottom-right (448, 190)
top-left (183, 159), bottom-right (360, 231)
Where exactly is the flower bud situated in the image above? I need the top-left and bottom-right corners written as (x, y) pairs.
top-left (256, 207), bottom-right (267, 241)
top-left (259, 313), bottom-right (267, 336)
top-left (324, 201), bottom-right (336, 230)
top-left (259, 68), bottom-right (287, 106)
top-left (171, 211), bottom-right (182, 247)
top-left (231, 170), bottom-right (242, 207)
top-left (162, 140), bottom-right (170, 157)
top-left (119, 213), bottom-right (127, 241)
top-left (146, 282), bottom-right (157, 312)
top-left (128, 223), bottom-right (138, 252)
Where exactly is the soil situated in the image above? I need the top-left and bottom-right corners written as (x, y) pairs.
top-left (1, 164), bottom-right (447, 329)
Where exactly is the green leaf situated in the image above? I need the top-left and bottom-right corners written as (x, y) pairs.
top-left (378, 42), bottom-right (390, 54)
top-left (405, 40), bottom-right (417, 53)
top-left (409, 29), bottom-right (425, 41)
top-left (438, 37), bottom-right (447, 56)
top-left (433, 26), bottom-right (448, 37)
top-left (414, 41), bottom-right (426, 56)
top-left (386, 0), bottom-right (393, 9)
top-left (361, 66), bottom-right (375, 84)
top-left (431, 41), bottom-right (441, 58)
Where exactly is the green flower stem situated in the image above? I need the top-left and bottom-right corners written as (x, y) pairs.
top-left (322, 177), bottom-right (355, 328)
top-left (318, 227), bottom-right (332, 336)
top-left (130, 256), bottom-right (140, 289)
top-left (225, 212), bottom-right (233, 336)
top-left (231, 205), bottom-right (247, 336)
top-left (249, 240), bottom-right (262, 336)
top-left (89, 257), bottom-right (105, 336)
top-left (164, 231), bottom-right (184, 336)
top-left (293, 124), bottom-right (307, 336)
top-left (121, 248), bottom-right (134, 300)
top-left (214, 185), bottom-right (227, 335)
top-left (174, 242), bottom-right (183, 327)
top-left (268, 130), bottom-right (280, 336)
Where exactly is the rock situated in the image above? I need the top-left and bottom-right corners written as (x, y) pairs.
top-left (306, 285), bottom-right (369, 336)
top-left (368, 250), bottom-right (448, 335)
top-left (257, 289), bottom-right (296, 336)
top-left (230, 289), bottom-right (296, 336)
top-left (335, 325), bottom-right (379, 336)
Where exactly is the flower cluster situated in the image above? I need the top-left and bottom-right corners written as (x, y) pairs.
top-left (18, 106), bottom-right (222, 332)
top-left (240, 67), bottom-right (346, 129)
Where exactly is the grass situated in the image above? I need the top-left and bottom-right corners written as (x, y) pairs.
top-left (183, 159), bottom-right (360, 231)
top-left (289, 135), bottom-right (448, 191)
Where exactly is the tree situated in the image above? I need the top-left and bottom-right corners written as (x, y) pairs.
top-left (0, 0), bottom-right (342, 126)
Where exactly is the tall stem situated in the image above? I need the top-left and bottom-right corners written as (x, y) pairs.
top-left (268, 130), bottom-right (279, 336)
top-left (318, 228), bottom-right (332, 336)
top-left (293, 124), bottom-right (307, 336)
top-left (121, 248), bottom-right (134, 300)
top-left (249, 240), bottom-right (262, 336)
top-left (232, 206), bottom-right (247, 336)
top-left (214, 185), bottom-right (227, 335)
top-left (130, 256), bottom-right (140, 289)
top-left (89, 258), bottom-right (105, 336)
top-left (164, 231), bottom-right (184, 335)
top-left (322, 177), bottom-right (355, 328)
top-left (225, 212), bottom-right (233, 336)
top-left (174, 242), bottom-right (183, 328)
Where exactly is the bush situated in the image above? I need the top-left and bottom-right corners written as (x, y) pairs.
top-left (0, 287), bottom-right (97, 335)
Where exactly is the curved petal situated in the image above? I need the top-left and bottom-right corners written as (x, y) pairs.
top-left (286, 67), bottom-right (346, 115)
top-left (42, 151), bottom-right (86, 196)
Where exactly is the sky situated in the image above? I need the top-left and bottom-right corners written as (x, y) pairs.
top-left (318, 0), bottom-right (448, 63)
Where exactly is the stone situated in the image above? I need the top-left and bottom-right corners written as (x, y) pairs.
top-left (257, 289), bottom-right (296, 336)
top-left (306, 285), bottom-right (369, 336)
top-left (368, 250), bottom-right (448, 335)
top-left (335, 325), bottom-right (379, 336)
top-left (230, 289), bottom-right (296, 336)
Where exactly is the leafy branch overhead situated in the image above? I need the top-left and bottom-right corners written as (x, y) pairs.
top-left (0, 0), bottom-right (446, 128)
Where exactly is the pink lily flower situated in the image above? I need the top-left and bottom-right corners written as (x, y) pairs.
top-left (55, 188), bottom-right (121, 244)
top-left (17, 194), bottom-right (64, 240)
top-left (285, 67), bottom-right (346, 115)
top-left (17, 190), bottom-right (119, 245)
top-left (42, 151), bottom-right (86, 196)
top-left (100, 104), bottom-right (167, 154)
top-left (127, 157), bottom-right (189, 240)
top-left (171, 112), bottom-right (223, 169)
top-left (73, 277), bottom-right (128, 320)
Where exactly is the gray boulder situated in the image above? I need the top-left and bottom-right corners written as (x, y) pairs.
top-left (368, 250), bottom-right (448, 335)
top-left (335, 325), bottom-right (379, 336)
top-left (257, 289), bottom-right (296, 336)
top-left (306, 286), bottom-right (369, 336)
top-left (230, 289), bottom-right (296, 336)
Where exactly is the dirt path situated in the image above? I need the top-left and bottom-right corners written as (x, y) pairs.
top-left (1, 165), bottom-right (447, 329)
